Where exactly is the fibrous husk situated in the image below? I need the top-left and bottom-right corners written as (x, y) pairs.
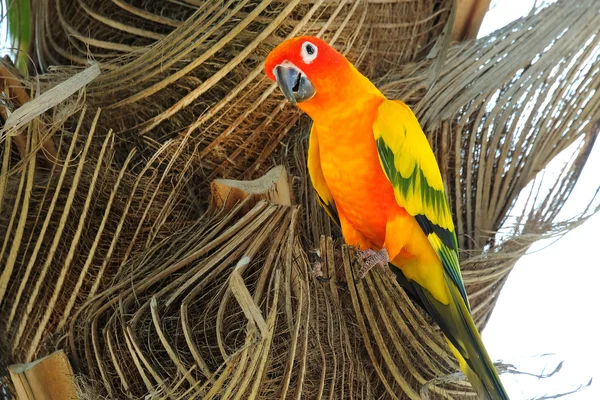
top-left (1, 0), bottom-right (599, 399)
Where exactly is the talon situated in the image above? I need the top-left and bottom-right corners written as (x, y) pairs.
top-left (357, 248), bottom-right (390, 279)
top-left (309, 249), bottom-right (329, 281)
top-left (308, 249), bottom-right (322, 264)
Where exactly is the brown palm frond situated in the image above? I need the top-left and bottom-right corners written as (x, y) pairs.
top-left (378, 0), bottom-right (600, 325)
top-left (32, 0), bottom-right (454, 184)
top-left (66, 1), bottom-right (600, 395)
top-left (0, 104), bottom-right (203, 364)
top-left (66, 183), bottom-right (465, 399)
top-left (1, 0), bottom-right (599, 399)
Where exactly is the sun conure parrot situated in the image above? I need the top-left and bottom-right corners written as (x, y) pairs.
top-left (265, 36), bottom-right (509, 400)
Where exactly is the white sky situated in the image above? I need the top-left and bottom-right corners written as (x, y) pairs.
top-left (479, 1), bottom-right (600, 399)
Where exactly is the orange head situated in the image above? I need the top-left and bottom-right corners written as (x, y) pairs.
top-left (265, 36), bottom-right (378, 121)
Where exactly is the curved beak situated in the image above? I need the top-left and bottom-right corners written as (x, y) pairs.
top-left (274, 64), bottom-right (315, 104)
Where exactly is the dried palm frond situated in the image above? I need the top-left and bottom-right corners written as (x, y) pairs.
top-left (31, 0), bottom-right (454, 183)
top-left (65, 1), bottom-right (600, 391)
top-left (0, 103), bottom-right (203, 364)
top-left (35, 0), bottom-right (452, 73)
top-left (1, 0), bottom-right (599, 399)
top-left (378, 0), bottom-right (600, 325)
top-left (67, 185), bottom-right (466, 399)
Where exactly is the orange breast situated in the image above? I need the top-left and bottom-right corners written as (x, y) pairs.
top-left (316, 105), bottom-right (399, 248)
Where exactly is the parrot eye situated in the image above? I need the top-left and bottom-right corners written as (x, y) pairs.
top-left (301, 41), bottom-right (318, 64)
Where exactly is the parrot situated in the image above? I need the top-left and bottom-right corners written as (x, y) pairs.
top-left (265, 36), bottom-right (509, 400)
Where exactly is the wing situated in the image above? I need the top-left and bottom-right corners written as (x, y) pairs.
top-left (308, 124), bottom-right (340, 226)
top-left (373, 99), bottom-right (469, 308)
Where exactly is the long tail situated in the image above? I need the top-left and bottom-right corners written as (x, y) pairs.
top-left (391, 265), bottom-right (509, 400)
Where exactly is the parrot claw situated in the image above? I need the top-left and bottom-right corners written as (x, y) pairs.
top-left (309, 249), bottom-right (329, 282)
top-left (357, 248), bottom-right (390, 279)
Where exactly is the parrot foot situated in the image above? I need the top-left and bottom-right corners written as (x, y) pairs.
top-left (357, 248), bottom-right (390, 279)
top-left (308, 248), bottom-right (330, 282)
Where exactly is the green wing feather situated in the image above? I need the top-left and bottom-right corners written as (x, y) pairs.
top-left (373, 99), bottom-right (469, 308)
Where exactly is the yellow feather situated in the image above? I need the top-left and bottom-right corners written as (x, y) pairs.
top-left (374, 100), bottom-right (452, 229)
top-left (307, 125), bottom-right (334, 206)
top-left (387, 100), bottom-right (444, 191)
top-left (396, 150), bottom-right (415, 180)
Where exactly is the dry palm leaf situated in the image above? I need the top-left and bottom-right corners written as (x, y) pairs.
top-left (378, 0), bottom-right (600, 325)
top-left (67, 188), bottom-right (461, 399)
top-left (31, 0), bottom-right (454, 183)
top-left (0, 104), bottom-right (203, 365)
top-left (0, 0), bottom-right (599, 399)
top-left (66, 1), bottom-right (600, 393)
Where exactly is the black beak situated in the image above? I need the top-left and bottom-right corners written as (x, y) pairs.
top-left (274, 64), bottom-right (315, 104)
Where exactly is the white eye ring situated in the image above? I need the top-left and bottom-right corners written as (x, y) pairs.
top-left (300, 41), bottom-right (318, 64)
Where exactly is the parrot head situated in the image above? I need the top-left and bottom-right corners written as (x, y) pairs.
top-left (265, 36), bottom-right (365, 117)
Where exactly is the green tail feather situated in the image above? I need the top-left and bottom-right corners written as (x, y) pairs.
top-left (391, 265), bottom-right (509, 400)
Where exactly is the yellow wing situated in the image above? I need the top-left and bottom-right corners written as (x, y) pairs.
top-left (374, 100), bottom-right (509, 399)
top-left (373, 99), bottom-right (468, 307)
top-left (307, 124), bottom-right (339, 224)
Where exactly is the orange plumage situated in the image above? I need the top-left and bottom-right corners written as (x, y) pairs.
top-left (265, 36), bottom-right (509, 400)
